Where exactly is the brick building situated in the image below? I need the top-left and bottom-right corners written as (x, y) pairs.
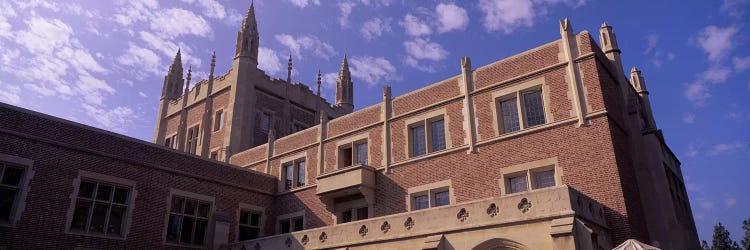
top-left (0, 2), bottom-right (699, 250)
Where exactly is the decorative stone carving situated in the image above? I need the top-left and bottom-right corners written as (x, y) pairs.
top-left (285, 237), bottom-right (292, 247)
top-left (319, 232), bottom-right (328, 243)
top-left (381, 221), bottom-right (391, 233)
top-left (487, 203), bottom-right (498, 217)
top-left (518, 198), bottom-right (532, 213)
top-left (404, 217), bottom-right (414, 230)
top-left (301, 235), bottom-right (309, 245)
top-left (457, 208), bottom-right (469, 222)
top-left (359, 225), bottom-right (368, 237)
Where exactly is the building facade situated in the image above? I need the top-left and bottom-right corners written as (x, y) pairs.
top-left (0, 2), bottom-right (699, 250)
top-left (153, 2), bottom-right (354, 162)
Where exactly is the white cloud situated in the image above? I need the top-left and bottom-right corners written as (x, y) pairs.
top-left (0, 16), bottom-right (11, 38)
top-left (180, 0), bottom-right (226, 19)
top-left (139, 31), bottom-right (201, 67)
top-left (338, 2), bottom-right (357, 28)
top-left (700, 66), bottom-right (731, 84)
top-left (685, 81), bottom-right (710, 106)
top-left (349, 56), bottom-right (397, 86)
top-left (684, 66), bottom-right (732, 105)
top-left (400, 14), bottom-right (432, 37)
top-left (0, 84), bottom-right (21, 105)
top-left (700, 200), bottom-right (714, 210)
top-left (724, 198), bottom-right (737, 207)
top-left (708, 142), bottom-right (744, 156)
top-left (404, 38), bottom-right (448, 61)
top-left (149, 8), bottom-right (212, 39)
top-left (436, 3), bottom-right (469, 33)
top-left (258, 47), bottom-right (284, 76)
top-left (56, 47), bottom-right (107, 74)
top-left (138, 92), bottom-right (148, 98)
top-left (82, 104), bottom-right (137, 133)
top-left (114, 0), bottom-right (159, 26)
top-left (682, 112), bottom-right (695, 124)
top-left (720, 0), bottom-right (750, 18)
top-left (644, 34), bottom-right (658, 55)
top-left (478, 0), bottom-right (534, 33)
top-left (118, 45), bottom-right (162, 76)
top-left (287, 0), bottom-right (321, 8)
top-left (696, 25), bottom-right (738, 62)
top-left (15, 17), bottom-right (74, 55)
top-left (733, 56), bottom-right (750, 72)
top-left (360, 17), bottom-right (392, 41)
top-left (685, 144), bottom-right (699, 158)
top-left (726, 111), bottom-right (750, 120)
top-left (274, 34), bottom-right (336, 60)
top-left (77, 74), bottom-right (115, 106)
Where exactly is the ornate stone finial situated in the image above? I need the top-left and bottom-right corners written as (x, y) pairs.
top-left (630, 66), bottom-right (647, 92)
top-left (316, 70), bottom-right (322, 97)
top-left (287, 54), bottom-right (293, 83)
top-left (559, 18), bottom-right (572, 33)
top-left (461, 56), bottom-right (471, 70)
top-left (185, 65), bottom-right (192, 94)
top-left (210, 51), bottom-right (217, 77)
top-left (601, 21), bottom-right (610, 28)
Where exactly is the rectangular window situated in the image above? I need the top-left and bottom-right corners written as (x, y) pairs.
top-left (532, 170), bottom-right (555, 189)
top-left (165, 196), bottom-right (211, 246)
top-left (69, 180), bottom-right (130, 237)
top-left (260, 113), bottom-right (271, 134)
top-left (522, 90), bottom-right (546, 127)
top-left (171, 135), bottom-right (178, 149)
top-left (238, 211), bottom-right (261, 241)
top-left (434, 191), bottom-right (450, 207)
top-left (209, 151), bottom-right (218, 160)
top-left (165, 138), bottom-right (172, 147)
top-left (411, 125), bottom-right (426, 157)
top-left (414, 195), bottom-right (429, 210)
top-left (282, 158), bottom-right (306, 190)
top-left (499, 98), bottom-right (520, 133)
top-left (186, 125), bottom-right (199, 154)
top-left (0, 163), bottom-right (25, 224)
top-left (340, 147), bottom-right (353, 167)
top-left (430, 119), bottom-right (446, 152)
top-left (508, 175), bottom-right (528, 194)
top-left (341, 210), bottom-right (352, 223)
top-left (283, 164), bottom-right (293, 190)
top-left (355, 142), bottom-right (368, 165)
top-left (295, 161), bottom-right (306, 187)
top-left (279, 216), bottom-right (304, 234)
top-left (213, 110), bottom-right (223, 132)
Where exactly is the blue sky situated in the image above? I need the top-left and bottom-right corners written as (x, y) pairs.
top-left (0, 0), bottom-right (748, 243)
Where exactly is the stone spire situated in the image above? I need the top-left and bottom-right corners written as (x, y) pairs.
top-left (630, 67), bottom-right (656, 129)
top-left (287, 54), bottom-right (293, 83)
top-left (162, 49), bottom-right (185, 99)
top-left (184, 65), bottom-right (192, 95)
top-left (234, 1), bottom-right (259, 64)
top-left (210, 51), bottom-right (217, 77)
top-left (335, 55), bottom-right (354, 111)
top-left (316, 70), bottom-right (322, 97)
top-left (600, 22), bottom-right (628, 101)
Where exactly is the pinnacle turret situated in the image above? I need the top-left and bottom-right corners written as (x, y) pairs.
top-left (162, 49), bottom-right (185, 99)
top-left (287, 55), bottom-right (293, 83)
top-left (335, 55), bottom-right (354, 111)
top-left (234, 1), bottom-right (260, 64)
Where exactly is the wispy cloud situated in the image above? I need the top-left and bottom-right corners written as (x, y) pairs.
top-left (258, 47), bottom-right (284, 76)
top-left (349, 56), bottom-right (398, 86)
top-left (682, 112), bottom-right (696, 124)
top-left (695, 25), bottom-right (738, 62)
top-left (360, 17), bottom-right (392, 41)
top-left (275, 34), bottom-right (336, 60)
top-left (708, 142), bottom-right (745, 156)
top-left (286, 0), bottom-right (320, 8)
top-left (478, 0), bottom-right (585, 33)
top-left (400, 14), bottom-right (432, 37)
top-left (435, 3), bottom-right (469, 33)
top-left (733, 56), bottom-right (750, 72)
top-left (403, 38), bottom-right (449, 72)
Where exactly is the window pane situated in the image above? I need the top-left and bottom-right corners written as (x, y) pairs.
top-left (414, 195), bottom-right (428, 210)
top-left (284, 165), bottom-right (293, 190)
top-left (197, 202), bottom-right (210, 218)
top-left (261, 113), bottom-right (270, 133)
top-left (509, 175), bottom-right (528, 193)
top-left (411, 125), bottom-right (426, 157)
top-left (214, 111), bottom-right (223, 131)
top-left (166, 215), bottom-right (182, 242)
top-left (250, 213), bottom-right (260, 226)
top-left (280, 220), bottom-right (290, 234)
top-left (430, 119), bottom-right (446, 151)
top-left (184, 199), bottom-right (197, 216)
top-left (500, 98), bottom-right (520, 133)
top-left (341, 147), bottom-right (353, 167)
top-left (108, 205), bottom-right (126, 236)
top-left (240, 211), bottom-right (250, 225)
top-left (296, 161), bottom-right (306, 187)
top-left (0, 188), bottom-right (18, 222)
top-left (356, 207), bottom-right (368, 220)
top-left (1, 166), bottom-right (23, 186)
top-left (533, 170), bottom-right (556, 189)
top-left (434, 191), bottom-right (450, 207)
top-left (113, 188), bottom-right (128, 204)
top-left (342, 210), bottom-right (352, 223)
top-left (171, 197), bottom-right (185, 213)
top-left (293, 217), bottom-right (303, 231)
top-left (95, 184), bottom-right (113, 201)
top-left (89, 203), bottom-right (110, 233)
top-left (180, 217), bottom-right (195, 243)
top-left (78, 181), bottom-right (96, 198)
top-left (523, 90), bottom-right (546, 127)
top-left (194, 219), bottom-right (208, 246)
top-left (70, 200), bottom-right (92, 230)
top-left (355, 143), bottom-right (368, 165)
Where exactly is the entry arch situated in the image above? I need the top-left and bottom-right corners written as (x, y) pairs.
top-left (471, 238), bottom-right (529, 250)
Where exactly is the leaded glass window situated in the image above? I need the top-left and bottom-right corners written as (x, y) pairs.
top-left (296, 161), bottom-right (305, 187)
top-left (522, 90), bottom-right (546, 127)
top-left (69, 180), bottom-right (130, 237)
top-left (499, 98), bottom-right (520, 133)
top-left (411, 125), bottom-right (426, 157)
top-left (355, 142), bottom-right (368, 165)
top-left (239, 211), bottom-right (261, 241)
top-left (434, 191), bottom-right (450, 207)
top-left (284, 164), bottom-right (293, 190)
top-left (0, 164), bottom-right (24, 224)
top-left (430, 119), bottom-right (446, 151)
top-left (414, 195), bottom-right (429, 210)
top-left (533, 170), bottom-right (555, 189)
top-left (165, 196), bottom-right (211, 246)
top-left (508, 175), bottom-right (528, 194)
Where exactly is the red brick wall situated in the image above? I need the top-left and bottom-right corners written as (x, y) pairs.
top-left (273, 127), bottom-right (319, 156)
top-left (474, 41), bottom-right (561, 89)
top-left (327, 105), bottom-right (381, 138)
top-left (392, 77), bottom-right (461, 116)
top-left (208, 90), bottom-right (231, 150)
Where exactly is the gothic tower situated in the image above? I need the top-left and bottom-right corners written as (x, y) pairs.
top-left (234, 1), bottom-right (259, 66)
top-left (162, 49), bottom-right (185, 99)
top-left (335, 55), bottom-right (354, 112)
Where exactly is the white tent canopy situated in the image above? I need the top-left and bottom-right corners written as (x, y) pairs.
top-left (612, 239), bottom-right (661, 250)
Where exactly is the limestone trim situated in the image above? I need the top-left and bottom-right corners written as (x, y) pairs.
top-left (334, 132), bottom-right (371, 170)
top-left (64, 170), bottom-right (138, 240)
top-left (488, 77), bottom-right (554, 138)
top-left (406, 180), bottom-right (455, 211)
top-left (237, 203), bottom-right (266, 239)
top-left (0, 153), bottom-right (34, 228)
top-left (276, 210), bottom-right (306, 234)
top-left (403, 108), bottom-right (452, 159)
top-left (278, 152), bottom-right (308, 192)
top-left (498, 157), bottom-right (563, 196)
top-left (161, 188), bottom-right (217, 249)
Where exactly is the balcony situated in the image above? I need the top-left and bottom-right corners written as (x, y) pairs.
top-left (223, 185), bottom-right (610, 250)
top-left (316, 164), bottom-right (376, 209)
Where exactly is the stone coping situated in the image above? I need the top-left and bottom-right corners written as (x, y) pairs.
top-left (222, 185), bottom-right (607, 250)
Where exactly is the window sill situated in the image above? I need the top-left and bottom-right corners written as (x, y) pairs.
top-left (503, 185), bottom-right (559, 197)
top-left (65, 230), bottom-right (127, 240)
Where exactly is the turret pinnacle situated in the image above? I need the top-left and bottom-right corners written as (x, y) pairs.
top-left (185, 65), bottom-right (192, 94)
top-left (316, 70), bottom-right (322, 97)
top-left (234, 1), bottom-right (260, 64)
top-left (335, 55), bottom-right (353, 111)
top-left (162, 48), bottom-right (185, 99)
top-left (169, 48), bottom-right (183, 74)
top-left (287, 54), bottom-right (293, 83)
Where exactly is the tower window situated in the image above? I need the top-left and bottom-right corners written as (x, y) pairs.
top-left (496, 87), bottom-right (548, 135)
top-left (186, 125), bottom-right (199, 154)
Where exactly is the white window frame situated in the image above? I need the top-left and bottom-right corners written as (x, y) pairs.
top-left (64, 170), bottom-right (137, 239)
top-left (186, 123), bottom-right (201, 154)
top-left (490, 78), bottom-right (554, 136)
top-left (0, 153), bottom-right (34, 228)
top-left (162, 189), bottom-right (216, 248)
top-left (406, 180), bottom-right (454, 211)
top-left (165, 133), bottom-right (178, 149)
top-left (236, 203), bottom-right (265, 241)
top-left (498, 157), bottom-right (562, 196)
